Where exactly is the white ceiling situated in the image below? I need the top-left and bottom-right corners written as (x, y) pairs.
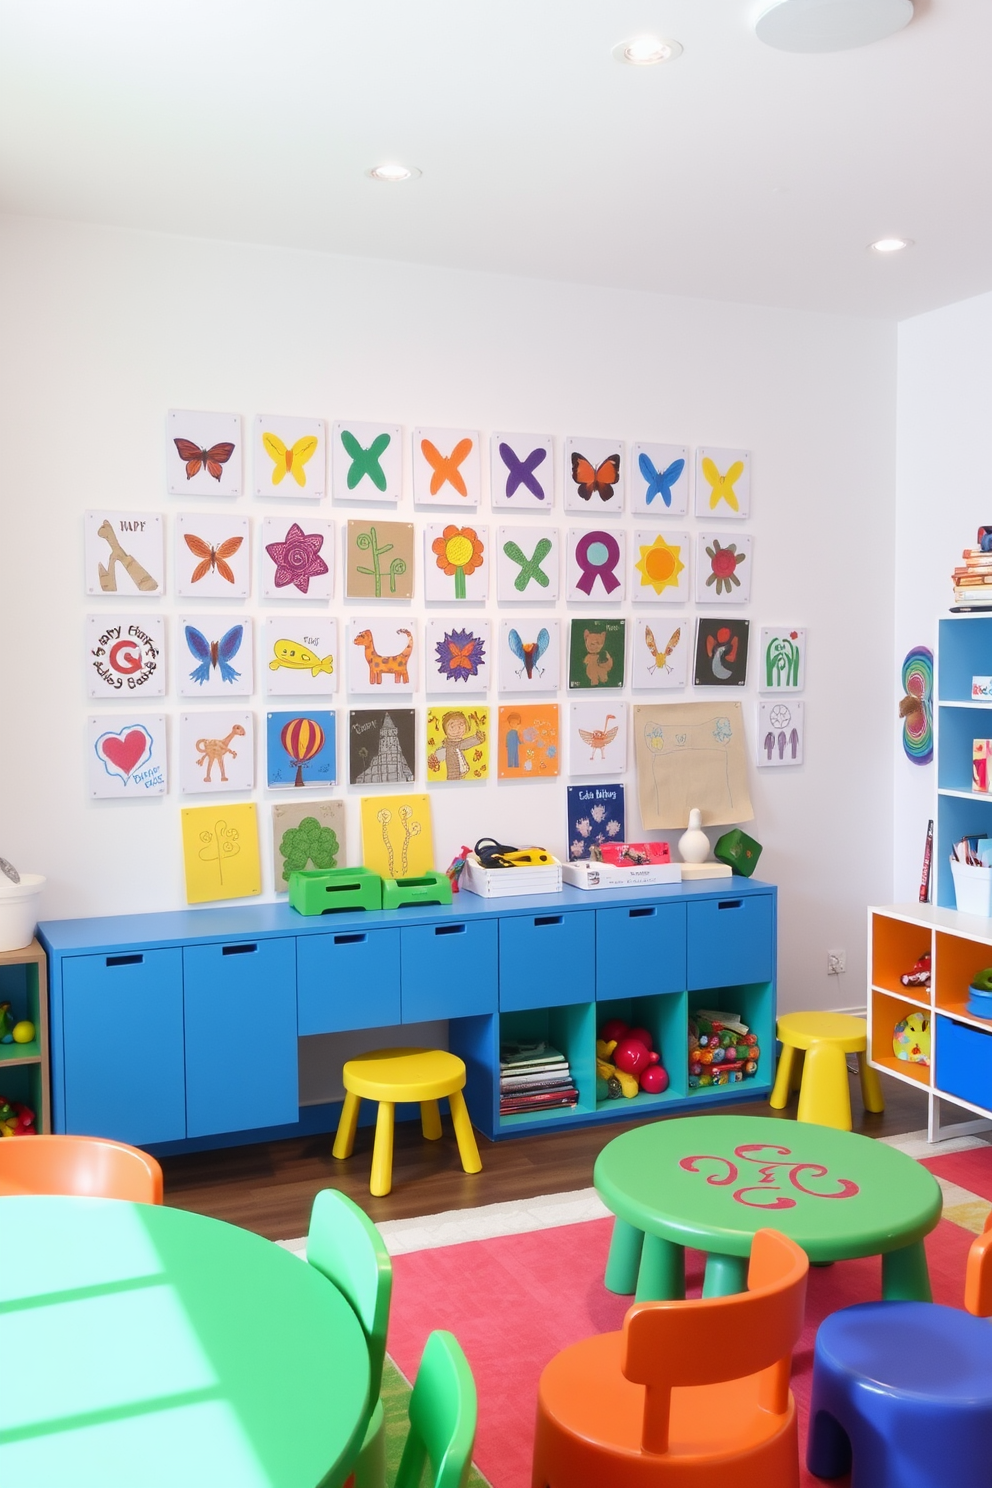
top-left (0, 0), bottom-right (989, 320)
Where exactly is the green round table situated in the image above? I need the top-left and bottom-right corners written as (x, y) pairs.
top-left (0, 1195), bottom-right (371, 1488)
top-left (594, 1115), bottom-right (942, 1303)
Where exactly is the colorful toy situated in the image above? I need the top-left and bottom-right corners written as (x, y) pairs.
top-left (639, 1064), bottom-right (669, 1095)
top-left (893, 1012), bottom-right (931, 1064)
top-left (900, 952), bottom-right (931, 988)
top-left (713, 827), bottom-right (763, 878)
top-left (598, 842), bottom-right (671, 867)
top-left (595, 1039), bottom-right (639, 1098)
top-left (968, 971), bottom-right (992, 1020)
top-left (626, 1026), bottom-right (653, 1049)
top-left (599, 1018), bottom-right (629, 1045)
top-left (0, 1002), bottom-right (13, 1043)
top-left (445, 846), bottom-right (472, 893)
top-left (612, 1036), bottom-right (660, 1077)
top-left (0, 1093), bottom-right (35, 1136)
top-left (688, 1012), bottom-right (761, 1092)
top-left (12, 1020), bottom-right (35, 1044)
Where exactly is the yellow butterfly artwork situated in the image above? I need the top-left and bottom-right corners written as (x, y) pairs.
top-left (262, 431), bottom-right (319, 488)
top-left (700, 455), bottom-right (746, 513)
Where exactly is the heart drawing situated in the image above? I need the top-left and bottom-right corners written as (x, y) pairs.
top-left (96, 725), bottom-right (154, 783)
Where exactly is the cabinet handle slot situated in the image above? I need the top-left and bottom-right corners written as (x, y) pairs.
top-left (334, 933), bottom-right (367, 945)
top-left (535, 915), bottom-right (563, 927)
top-left (629, 907), bottom-right (656, 919)
top-left (222, 943), bottom-right (257, 955)
top-left (717, 900), bottom-right (744, 911)
top-left (106, 953), bottom-right (142, 967)
top-left (435, 924), bottom-right (466, 936)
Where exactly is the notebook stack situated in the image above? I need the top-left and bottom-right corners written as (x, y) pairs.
top-left (952, 542), bottom-right (992, 609)
top-left (499, 1040), bottom-right (578, 1115)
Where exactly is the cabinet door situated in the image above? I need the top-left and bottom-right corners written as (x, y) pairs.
top-left (183, 938), bottom-right (298, 1138)
top-left (687, 895), bottom-right (774, 990)
top-left (62, 949), bottom-right (185, 1144)
top-left (595, 903), bottom-right (686, 997)
top-left (401, 921), bottom-right (498, 1022)
top-left (296, 929), bottom-right (401, 1035)
top-left (498, 911), bottom-right (595, 1012)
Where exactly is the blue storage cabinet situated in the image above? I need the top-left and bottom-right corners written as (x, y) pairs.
top-left (296, 928), bottom-right (400, 1034)
top-left (596, 902), bottom-right (686, 995)
top-left (498, 909), bottom-right (595, 1011)
top-left (687, 895), bottom-right (773, 989)
top-left (401, 921), bottom-right (497, 1021)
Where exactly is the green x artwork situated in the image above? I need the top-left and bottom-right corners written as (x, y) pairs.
top-left (503, 536), bottom-right (553, 592)
top-left (340, 429), bottom-right (391, 491)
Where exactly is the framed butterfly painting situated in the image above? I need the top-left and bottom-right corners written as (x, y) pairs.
top-left (563, 437), bottom-right (624, 514)
top-left (496, 526), bottom-right (560, 603)
top-left (412, 427), bottom-right (481, 508)
top-left (694, 447), bottom-right (751, 519)
top-left (176, 514), bottom-right (249, 598)
top-left (566, 528), bottom-right (626, 603)
top-left (424, 524), bottom-right (488, 602)
top-left (331, 421), bottom-right (402, 504)
top-left (498, 619), bottom-right (560, 693)
top-left (490, 433), bottom-right (554, 510)
top-left (253, 415), bottom-right (326, 499)
top-left (84, 512), bottom-right (164, 598)
top-left (179, 711), bottom-right (254, 794)
top-left (262, 517), bottom-right (333, 600)
top-left (425, 619), bottom-right (491, 694)
top-left (632, 530), bottom-right (690, 605)
top-left (87, 714), bottom-right (167, 799)
top-left (177, 616), bottom-right (254, 697)
top-left (630, 443), bottom-right (689, 516)
top-left (167, 410), bottom-right (242, 497)
top-left (630, 618), bottom-right (689, 691)
top-left (264, 616), bottom-right (338, 697)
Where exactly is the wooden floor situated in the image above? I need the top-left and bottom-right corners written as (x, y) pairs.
top-left (161, 1072), bottom-right (931, 1240)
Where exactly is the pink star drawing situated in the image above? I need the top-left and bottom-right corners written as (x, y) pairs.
top-left (265, 523), bottom-right (328, 594)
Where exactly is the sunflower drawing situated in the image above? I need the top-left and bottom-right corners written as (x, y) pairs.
top-left (432, 526), bottom-right (485, 599)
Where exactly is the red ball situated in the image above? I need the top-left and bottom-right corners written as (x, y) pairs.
top-left (625, 1026), bottom-right (654, 1051)
top-left (613, 1037), bottom-right (660, 1075)
top-left (599, 1018), bottom-right (629, 1044)
top-left (639, 1065), bottom-right (669, 1095)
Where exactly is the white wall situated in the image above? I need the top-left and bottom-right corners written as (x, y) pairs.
top-left (0, 216), bottom-right (897, 1011)
top-left (894, 290), bottom-right (992, 900)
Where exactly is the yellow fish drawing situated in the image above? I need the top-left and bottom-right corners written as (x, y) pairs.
top-left (269, 640), bottom-right (334, 677)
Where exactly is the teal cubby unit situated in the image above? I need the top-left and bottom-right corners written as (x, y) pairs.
top-left (498, 909), bottom-right (595, 1011)
top-left (595, 903), bottom-right (686, 996)
top-left (497, 1002), bottom-right (598, 1128)
top-left (296, 927), bottom-right (401, 1034)
top-left (401, 920), bottom-right (497, 1021)
top-left (594, 992), bottom-right (688, 1111)
top-left (688, 981), bottom-right (775, 1098)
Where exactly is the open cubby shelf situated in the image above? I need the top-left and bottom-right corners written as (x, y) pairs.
top-left (0, 941), bottom-right (50, 1133)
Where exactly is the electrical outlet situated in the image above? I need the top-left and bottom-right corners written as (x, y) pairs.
top-left (827, 949), bottom-right (847, 976)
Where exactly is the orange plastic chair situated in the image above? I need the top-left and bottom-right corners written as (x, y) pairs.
top-left (532, 1228), bottom-right (809, 1488)
top-left (0, 1133), bottom-right (163, 1203)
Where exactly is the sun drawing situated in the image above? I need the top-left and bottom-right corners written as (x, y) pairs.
top-left (635, 534), bottom-right (684, 595)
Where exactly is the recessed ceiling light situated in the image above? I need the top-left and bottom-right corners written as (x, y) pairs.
top-left (755, 0), bottom-right (913, 54)
top-left (612, 36), bottom-right (683, 66)
top-left (367, 163), bottom-right (421, 183)
top-left (869, 237), bottom-right (913, 253)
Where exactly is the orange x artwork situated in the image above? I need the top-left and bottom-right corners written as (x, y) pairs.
top-left (421, 437), bottom-right (474, 497)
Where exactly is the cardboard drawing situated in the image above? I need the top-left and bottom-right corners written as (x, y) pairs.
top-left (331, 420), bottom-right (402, 504)
top-left (491, 433), bottom-right (554, 509)
top-left (567, 618), bottom-right (625, 690)
top-left (563, 437), bottom-right (624, 513)
top-left (88, 715), bottom-right (167, 798)
top-left (496, 526), bottom-right (560, 602)
top-left (424, 524), bottom-right (488, 601)
top-left (262, 518), bottom-right (332, 599)
top-left (412, 427), bottom-right (481, 508)
top-left (345, 520), bottom-right (415, 600)
top-left (347, 619), bottom-right (417, 694)
top-left (630, 618), bottom-right (689, 691)
top-left (760, 628), bottom-right (806, 692)
top-left (87, 616), bottom-right (165, 698)
top-left (426, 706), bottom-right (490, 782)
top-left (569, 702), bottom-right (627, 776)
top-left (630, 443), bottom-right (688, 515)
top-left (694, 447), bottom-right (751, 519)
top-left (181, 802), bottom-right (261, 904)
top-left (426, 619), bottom-right (490, 693)
top-left (634, 701), bottom-right (754, 828)
top-left (497, 704), bottom-right (560, 779)
top-left (176, 514), bottom-right (250, 599)
top-left (633, 530), bottom-right (690, 604)
top-left (167, 409), bottom-right (242, 497)
top-left (694, 618), bottom-right (750, 687)
top-left (498, 620), bottom-right (560, 693)
top-left (178, 711), bottom-right (254, 794)
top-left (264, 617), bottom-right (337, 696)
top-left (566, 528), bottom-right (626, 602)
top-left (265, 711), bottom-right (336, 789)
top-left (349, 710), bottom-right (416, 784)
top-left (757, 699), bottom-right (805, 767)
top-left (566, 784), bottom-right (625, 860)
top-left (84, 512), bottom-right (164, 598)
top-left (177, 616), bottom-right (253, 697)
top-left (360, 793), bottom-right (434, 878)
top-left (272, 799), bottom-right (346, 891)
top-left (253, 414), bottom-right (325, 498)
top-left (695, 532), bottom-right (752, 604)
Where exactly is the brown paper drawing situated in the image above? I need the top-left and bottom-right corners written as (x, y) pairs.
top-left (272, 799), bottom-right (345, 891)
top-left (633, 701), bottom-right (753, 829)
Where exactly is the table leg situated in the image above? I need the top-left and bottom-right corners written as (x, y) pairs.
top-left (703, 1251), bottom-right (749, 1297)
top-left (882, 1240), bottom-right (932, 1302)
top-left (604, 1217), bottom-right (644, 1295)
top-left (636, 1234), bottom-right (685, 1302)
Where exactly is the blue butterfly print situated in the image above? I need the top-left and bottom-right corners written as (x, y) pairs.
top-left (186, 624), bottom-right (243, 685)
top-left (638, 453), bottom-right (685, 507)
top-left (499, 442), bottom-right (547, 500)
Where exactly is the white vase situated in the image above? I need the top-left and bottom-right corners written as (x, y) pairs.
top-left (678, 809), bottom-right (710, 864)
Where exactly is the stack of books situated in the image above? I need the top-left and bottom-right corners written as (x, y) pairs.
top-left (952, 538), bottom-right (992, 609)
top-left (499, 1040), bottom-right (578, 1115)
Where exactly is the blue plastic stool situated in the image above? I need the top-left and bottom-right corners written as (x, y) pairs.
top-left (808, 1300), bottom-right (992, 1487)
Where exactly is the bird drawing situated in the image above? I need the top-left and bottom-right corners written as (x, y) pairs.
top-left (578, 714), bottom-right (618, 760)
top-left (644, 625), bottom-right (681, 675)
top-left (507, 626), bottom-right (550, 681)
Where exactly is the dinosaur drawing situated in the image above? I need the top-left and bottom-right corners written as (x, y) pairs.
top-left (195, 724), bottom-right (245, 783)
top-left (354, 627), bottom-right (414, 685)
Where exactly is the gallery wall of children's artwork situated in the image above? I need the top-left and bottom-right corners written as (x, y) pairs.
top-left (0, 216), bottom-right (897, 1014)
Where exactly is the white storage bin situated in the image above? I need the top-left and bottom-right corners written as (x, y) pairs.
top-left (950, 859), bottom-right (992, 917)
top-left (0, 873), bottom-right (45, 952)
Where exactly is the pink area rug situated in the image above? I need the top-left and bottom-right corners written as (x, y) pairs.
top-left (922, 1144), bottom-right (992, 1202)
top-left (386, 1216), bottom-right (973, 1488)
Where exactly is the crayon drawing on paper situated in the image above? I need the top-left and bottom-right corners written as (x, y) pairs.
top-left (181, 802), bottom-right (261, 904)
top-left (272, 799), bottom-right (345, 891)
top-left (567, 618), bottom-right (626, 690)
top-left (84, 512), bottom-right (164, 599)
top-left (490, 433), bottom-right (554, 509)
top-left (413, 428), bottom-right (481, 507)
top-left (332, 421), bottom-right (402, 504)
top-left (498, 620), bottom-right (560, 693)
top-left (360, 793), bottom-right (434, 878)
top-left (265, 617), bottom-right (337, 697)
top-left (345, 521), bottom-right (414, 600)
top-left (87, 616), bottom-right (165, 698)
top-left (349, 710), bottom-right (416, 785)
top-left (497, 704), bottom-right (560, 779)
top-left (266, 711), bottom-right (336, 789)
top-left (497, 527), bottom-right (560, 602)
top-left (757, 700), bottom-right (805, 767)
top-left (88, 715), bottom-right (167, 799)
top-left (179, 711), bottom-right (254, 794)
top-left (631, 443), bottom-right (688, 515)
top-left (569, 702), bottom-right (627, 777)
top-left (347, 619), bottom-right (417, 693)
top-left (176, 514), bottom-right (249, 599)
top-left (253, 415), bottom-right (325, 498)
top-left (167, 410), bottom-right (242, 497)
top-left (262, 519), bottom-right (332, 599)
top-left (425, 524), bottom-right (488, 601)
top-left (178, 617), bottom-right (253, 697)
top-left (563, 438), bottom-right (624, 513)
top-left (760, 628), bottom-right (806, 692)
top-left (426, 706), bottom-right (490, 782)
top-left (631, 619), bottom-right (688, 691)
top-left (634, 701), bottom-right (754, 828)
top-left (694, 447), bottom-right (750, 519)
top-left (426, 620), bottom-right (490, 693)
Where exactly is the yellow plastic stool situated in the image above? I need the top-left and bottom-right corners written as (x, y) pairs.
top-left (332, 1047), bottom-right (483, 1197)
top-left (769, 1012), bottom-right (885, 1131)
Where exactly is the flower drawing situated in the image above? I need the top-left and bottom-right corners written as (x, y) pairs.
top-left (434, 627), bottom-right (486, 681)
top-left (704, 539), bottom-right (746, 595)
top-left (265, 522), bottom-right (329, 594)
top-left (432, 525), bottom-right (485, 600)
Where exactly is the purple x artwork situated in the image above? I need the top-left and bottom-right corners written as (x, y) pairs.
top-left (498, 442), bottom-right (548, 501)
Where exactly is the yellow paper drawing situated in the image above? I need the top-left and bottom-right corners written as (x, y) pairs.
top-left (633, 702), bottom-right (753, 829)
top-left (360, 794), bottom-right (434, 879)
top-left (426, 707), bottom-right (489, 782)
top-left (181, 802), bottom-right (261, 904)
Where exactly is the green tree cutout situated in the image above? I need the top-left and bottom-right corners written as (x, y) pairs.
top-left (280, 818), bottom-right (340, 879)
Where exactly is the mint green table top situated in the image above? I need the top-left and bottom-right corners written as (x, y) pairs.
top-left (0, 1196), bottom-right (371, 1488)
top-left (594, 1116), bottom-right (942, 1261)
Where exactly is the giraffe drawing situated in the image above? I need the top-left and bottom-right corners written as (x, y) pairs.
top-left (196, 724), bottom-right (245, 783)
top-left (353, 627), bottom-right (414, 685)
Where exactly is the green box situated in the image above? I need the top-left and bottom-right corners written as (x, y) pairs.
top-left (381, 872), bottom-right (453, 910)
top-left (289, 867), bottom-right (382, 915)
top-left (713, 829), bottom-right (763, 878)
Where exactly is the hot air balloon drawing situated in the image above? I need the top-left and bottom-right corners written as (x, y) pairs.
top-left (267, 711), bottom-right (336, 789)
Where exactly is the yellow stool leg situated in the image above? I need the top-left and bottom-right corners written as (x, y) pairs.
top-left (797, 1041), bottom-right (852, 1130)
top-left (449, 1089), bottom-right (483, 1175)
top-left (370, 1102), bottom-right (395, 1197)
top-left (421, 1099), bottom-right (442, 1141)
top-left (770, 1041), bottom-right (797, 1109)
top-left (858, 1052), bottom-right (886, 1114)
top-left (332, 1091), bottom-right (361, 1160)
top-left (791, 1049), bottom-right (805, 1093)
